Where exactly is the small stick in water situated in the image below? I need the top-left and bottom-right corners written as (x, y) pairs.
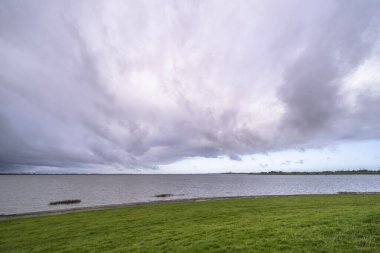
top-left (49, 199), bottom-right (81, 205)
top-left (154, 194), bottom-right (173, 198)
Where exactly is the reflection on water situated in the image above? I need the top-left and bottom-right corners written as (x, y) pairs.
top-left (0, 174), bottom-right (379, 214)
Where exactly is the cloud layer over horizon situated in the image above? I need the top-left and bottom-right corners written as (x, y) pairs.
top-left (1, 0), bottom-right (380, 172)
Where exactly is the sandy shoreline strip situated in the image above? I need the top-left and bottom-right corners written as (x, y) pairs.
top-left (0, 194), bottom-right (323, 220)
top-left (1, 192), bottom-right (379, 220)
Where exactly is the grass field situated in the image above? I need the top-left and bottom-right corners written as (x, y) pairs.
top-left (0, 195), bottom-right (379, 252)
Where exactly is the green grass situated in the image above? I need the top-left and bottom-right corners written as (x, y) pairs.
top-left (1, 195), bottom-right (379, 252)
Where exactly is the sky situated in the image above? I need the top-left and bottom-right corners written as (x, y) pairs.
top-left (0, 0), bottom-right (380, 174)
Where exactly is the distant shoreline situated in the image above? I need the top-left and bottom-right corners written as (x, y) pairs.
top-left (232, 169), bottom-right (380, 175)
top-left (1, 169), bottom-right (379, 175)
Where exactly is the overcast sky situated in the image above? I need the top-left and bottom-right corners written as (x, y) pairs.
top-left (1, 0), bottom-right (380, 173)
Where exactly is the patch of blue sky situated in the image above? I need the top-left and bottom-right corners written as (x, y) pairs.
top-left (159, 139), bottom-right (380, 173)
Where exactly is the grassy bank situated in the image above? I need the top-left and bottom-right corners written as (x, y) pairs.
top-left (0, 195), bottom-right (379, 252)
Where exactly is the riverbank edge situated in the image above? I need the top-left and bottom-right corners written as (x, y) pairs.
top-left (1, 192), bottom-right (379, 220)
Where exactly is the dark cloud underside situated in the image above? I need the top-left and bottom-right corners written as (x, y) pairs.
top-left (0, 0), bottom-right (380, 172)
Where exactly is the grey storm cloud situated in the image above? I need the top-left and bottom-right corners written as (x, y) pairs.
top-left (0, 0), bottom-right (380, 172)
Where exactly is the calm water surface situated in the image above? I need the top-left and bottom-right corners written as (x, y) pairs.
top-left (1, 174), bottom-right (379, 214)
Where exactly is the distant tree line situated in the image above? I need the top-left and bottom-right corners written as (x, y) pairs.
top-left (248, 169), bottom-right (380, 175)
